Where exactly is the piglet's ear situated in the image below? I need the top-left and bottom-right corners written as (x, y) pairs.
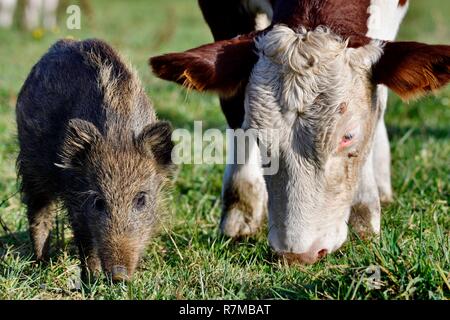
top-left (60, 119), bottom-right (102, 169)
top-left (149, 34), bottom-right (258, 97)
top-left (372, 41), bottom-right (450, 100)
top-left (136, 121), bottom-right (175, 170)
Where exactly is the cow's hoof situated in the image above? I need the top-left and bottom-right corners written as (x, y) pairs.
top-left (220, 177), bottom-right (267, 238)
top-left (378, 185), bottom-right (393, 206)
top-left (349, 204), bottom-right (380, 239)
top-left (219, 208), bottom-right (264, 238)
top-left (379, 193), bottom-right (393, 206)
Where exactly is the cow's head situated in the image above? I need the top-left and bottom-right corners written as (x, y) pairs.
top-left (150, 25), bottom-right (450, 262)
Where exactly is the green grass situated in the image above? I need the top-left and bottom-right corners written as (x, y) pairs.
top-left (0, 0), bottom-right (449, 300)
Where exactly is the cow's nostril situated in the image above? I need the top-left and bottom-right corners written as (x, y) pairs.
top-left (111, 265), bottom-right (129, 282)
top-left (317, 249), bottom-right (328, 259)
top-left (280, 252), bottom-right (317, 265)
top-left (278, 247), bottom-right (329, 265)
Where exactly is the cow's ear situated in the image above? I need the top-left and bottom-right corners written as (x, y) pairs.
top-left (149, 34), bottom-right (258, 97)
top-left (372, 41), bottom-right (450, 100)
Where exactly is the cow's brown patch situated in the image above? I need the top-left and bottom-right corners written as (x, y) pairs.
top-left (272, 0), bottom-right (372, 48)
top-left (150, 34), bottom-right (259, 98)
top-left (398, 0), bottom-right (408, 7)
top-left (372, 41), bottom-right (450, 100)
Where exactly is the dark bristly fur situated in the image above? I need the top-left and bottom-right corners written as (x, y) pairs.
top-left (16, 38), bottom-right (175, 282)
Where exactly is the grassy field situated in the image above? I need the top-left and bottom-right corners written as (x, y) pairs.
top-left (0, 0), bottom-right (449, 300)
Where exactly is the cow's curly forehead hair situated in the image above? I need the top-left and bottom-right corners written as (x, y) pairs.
top-left (256, 25), bottom-right (347, 72)
top-left (252, 25), bottom-right (383, 114)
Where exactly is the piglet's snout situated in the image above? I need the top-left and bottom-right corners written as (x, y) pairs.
top-left (111, 265), bottom-right (129, 282)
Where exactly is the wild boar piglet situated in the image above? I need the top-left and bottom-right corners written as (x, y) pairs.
top-left (16, 38), bottom-right (175, 282)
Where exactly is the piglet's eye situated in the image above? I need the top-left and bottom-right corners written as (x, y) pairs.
top-left (134, 192), bottom-right (147, 211)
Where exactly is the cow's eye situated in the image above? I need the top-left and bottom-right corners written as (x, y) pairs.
top-left (339, 132), bottom-right (356, 150)
top-left (343, 133), bottom-right (353, 141)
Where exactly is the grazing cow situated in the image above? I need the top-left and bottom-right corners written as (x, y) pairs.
top-left (150, 0), bottom-right (450, 264)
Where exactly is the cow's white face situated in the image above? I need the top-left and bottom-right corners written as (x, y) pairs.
top-left (244, 26), bottom-right (384, 262)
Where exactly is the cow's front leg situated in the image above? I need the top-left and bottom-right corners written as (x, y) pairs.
top-left (220, 132), bottom-right (268, 237)
top-left (349, 148), bottom-right (381, 237)
top-left (373, 86), bottom-right (393, 204)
